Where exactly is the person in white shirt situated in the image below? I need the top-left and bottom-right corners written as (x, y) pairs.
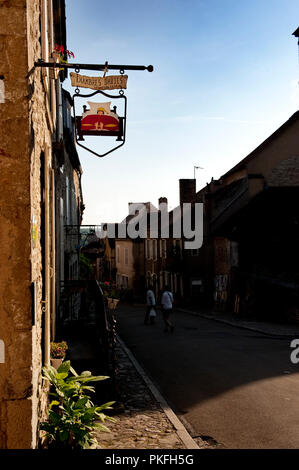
top-left (145, 285), bottom-right (156, 325)
top-left (161, 286), bottom-right (174, 333)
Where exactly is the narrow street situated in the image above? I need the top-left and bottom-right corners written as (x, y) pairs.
top-left (116, 304), bottom-right (299, 449)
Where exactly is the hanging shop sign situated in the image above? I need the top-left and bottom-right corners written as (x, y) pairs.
top-left (33, 60), bottom-right (153, 158)
top-left (70, 72), bottom-right (128, 91)
top-left (73, 89), bottom-right (127, 158)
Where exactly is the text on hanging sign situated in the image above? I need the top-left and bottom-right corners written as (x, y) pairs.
top-left (70, 72), bottom-right (128, 91)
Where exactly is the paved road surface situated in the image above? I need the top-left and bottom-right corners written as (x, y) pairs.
top-left (115, 304), bottom-right (299, 449)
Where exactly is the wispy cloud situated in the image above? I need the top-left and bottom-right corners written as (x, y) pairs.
top-left (90, 38), bottom-right (129, 50)
top-left (130, 114), bottom-right (269, 126)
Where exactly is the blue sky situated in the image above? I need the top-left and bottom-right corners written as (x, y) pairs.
top-left (64, 0), bottom-right (299, 224)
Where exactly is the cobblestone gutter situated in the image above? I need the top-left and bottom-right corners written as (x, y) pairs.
top-left (96, 340), bottom-right (199, 449)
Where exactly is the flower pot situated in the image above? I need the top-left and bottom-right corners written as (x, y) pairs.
top-left (49, 53), bottom-right (62, 79)
top-left (50, 358), bottom-right (63, 370)
top-left (52, 52), bottom-right (61, 62)
top-left (107, 298), bottom-right (120, 310)
top-left (49, 61), bottom-right (60, 79)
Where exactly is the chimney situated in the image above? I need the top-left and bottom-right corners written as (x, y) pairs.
top-left (158, 197), bottom-right (168, 212)
top-left (179, 179), bottom-right (196, 205)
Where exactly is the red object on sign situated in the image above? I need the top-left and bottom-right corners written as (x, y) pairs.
top-left (76, 101), bottom-right (123, 140)
top-left (81, 113), bottom-right (119, 132)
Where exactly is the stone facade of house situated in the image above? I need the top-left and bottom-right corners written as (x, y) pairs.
top-left (0, 0), bottom-right (82, 448)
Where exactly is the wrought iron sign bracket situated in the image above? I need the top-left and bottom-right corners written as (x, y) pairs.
top-left (33, 60), bottom-right (154, 73)
top-left (32, 60), bottom-right (153, 158)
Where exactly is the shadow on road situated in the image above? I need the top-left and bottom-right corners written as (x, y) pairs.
top-left (114, 303), bottom-right (299, 448)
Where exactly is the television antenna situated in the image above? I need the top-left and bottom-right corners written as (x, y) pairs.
top-left (194, 165), bottom-right (204, 179)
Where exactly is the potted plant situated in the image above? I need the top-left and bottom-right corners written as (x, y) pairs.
top-left (40, 361), bottom-right (116, 449)
top-left (50, 341), bottom-right (68, 370)
top-left (50, 44), bottom-right (75, 79)
top-left (101, 281), bottom-right (121, 310)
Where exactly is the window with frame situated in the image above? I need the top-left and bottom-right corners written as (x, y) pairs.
top-left (146, 239), bottom-right (153, 260)
top-left (170, 273), bottom-right (174, 292)
top-left (160, 239), bottom-right (167, 258)
top-left (152, 273), bottom-right (157, 292)
top-left (159, 272), bottom-right (164, 289)
top-left (153, 240), bottom-right (157, 261)
top-left (174, 273), bottom-right (177, 293)
top-left (173, 239), bottom-right (183, 258)
top-left (41, 0), bottom-right (50, 73)
top-left (65, 176), bottom-right (70, 225)
top-left (41, 0), bottom-right (56, 117)
top-left (116, 245), bottom-right (120, 264)
top-left (122, 275), bottom-right (128, 288)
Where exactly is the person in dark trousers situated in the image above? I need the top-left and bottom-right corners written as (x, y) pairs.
top-left (144, 284), bottom-right (156, 325)
top-left (161, 285), bottom-right (174, 332)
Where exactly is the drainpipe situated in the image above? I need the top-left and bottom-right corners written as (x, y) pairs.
top-left (56, 80), bottom-right (63, 143)
top-left (78, 166), bottom-right (84, 222)
top-left (44, 148), bottom-right (51, 365)
top-left (51, 168), bottom-right (56, 340)
top-left (77, 167), bottom-right (83, 275)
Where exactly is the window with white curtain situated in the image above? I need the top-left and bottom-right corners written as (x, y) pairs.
top-left (146, 239), bottom-right (153, 259)
top-left (116, 245), bottom-right (120, 264)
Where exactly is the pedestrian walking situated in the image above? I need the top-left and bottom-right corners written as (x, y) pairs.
top-left (161, 285), bottom-right (174, 333)
top-left (144, 284), bottom-right (156, 325)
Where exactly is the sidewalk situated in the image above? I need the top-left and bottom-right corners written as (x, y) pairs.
top-left (95, 337), bottom-right (200, 450)
top-left (176, 307), bottom-right (299, 337)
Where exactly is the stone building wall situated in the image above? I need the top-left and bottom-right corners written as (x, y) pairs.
top-left (268, 155), bottom-right (299, 187)
top-left (0, 0), bottom-right (32, 449)
top-left (245, 114), bottom-right (299, 186)
top-left (0, 0), bottom-right (56, 448)
top-left (27, 0), bottom-right (55, 448)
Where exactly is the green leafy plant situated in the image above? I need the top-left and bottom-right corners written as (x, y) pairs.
top-left (50, 341), bottom-right (68, 359)
top-left (79, 253), bottom-right (93, 279)
top-left (40, 360), bottom-right (116, 449)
